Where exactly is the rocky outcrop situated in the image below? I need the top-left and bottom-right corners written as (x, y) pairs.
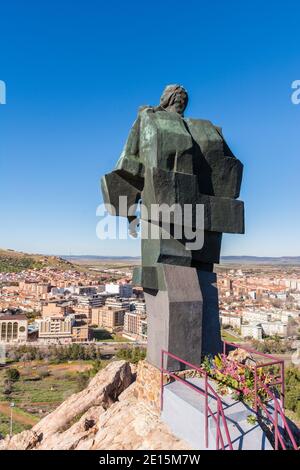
top-left (0, 360), bottom-right (190, 451)
top-left (227, 348), bottom-right (256, 367)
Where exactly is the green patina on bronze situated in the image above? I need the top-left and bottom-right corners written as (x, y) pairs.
top-left (101, 85), bottom-right (245, 368)
top-left (101, 85), bottom-right (244, 279)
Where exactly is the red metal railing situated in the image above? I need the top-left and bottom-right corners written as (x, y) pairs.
top-left (160, 350), bottom-right (233, 450)
top-left (223, 341), bottom-right (285, 409)
top-left (223, 341), bottom-right (298, 450)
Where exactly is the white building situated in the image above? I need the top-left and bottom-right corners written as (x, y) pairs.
top-left (241, 323), bottom-right (263, 340)
top-left (105, 283), bottom-right (120, 295)
top-left (220, 314), bottom-right (241, 329)
top-left (64, 286), bottom-right (101, 295)
top-left (242, 310), bottom-right (271, 324)
top-left (36, 315), bottom-right (75, 344)
top-left (241, 321), bottom-right (287, 339)
top-left (105, 283), bottom-right (133, 298)
top-left (262, 321), bottom-right (288, 337)
top-left (0, 315), bottom-right (28, 343)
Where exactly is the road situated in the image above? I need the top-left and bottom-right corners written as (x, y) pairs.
top-left (0, 402), bottom-right (38, 427)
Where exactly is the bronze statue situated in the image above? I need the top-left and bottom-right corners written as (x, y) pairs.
top-left (101, 85), bottom-right (244, 369)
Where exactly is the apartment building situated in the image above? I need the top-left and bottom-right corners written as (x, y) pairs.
top-left (240, 324), bottom-right (263, 340)
top-left (123, 311), bottom-right (147, 341)
top-left (71, 322), bottom-right (89, 342)
top-left (119, 284), bottom-right (133, 298)
top-left (242, 310), bottom-right (272, 323)
top-left (241, 321), bottom-right (288, 339)
top-left (37, 316), bottom-right (74, 343)
top-left (105, 297), bottom-right (131, 310)
top-left (37, 314), bottom-right (90, 344)
top-left (91, 306), bottom-right (125, 331)
top-left (42, 301), bottom-right (74, 318)
top-left (19, 281), bottom-right (51, 297)
top-left (131, 300), bottom-right (146, 314)
top-left (75, 293), bottom-right (105, 309)
top-left (220, 313), bottom-right (242, 329)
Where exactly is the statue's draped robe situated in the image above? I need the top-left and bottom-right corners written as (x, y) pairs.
top-left (102, 107), bottom-right (244, 274)
top-left (101, 107), bottom-right (244, 368)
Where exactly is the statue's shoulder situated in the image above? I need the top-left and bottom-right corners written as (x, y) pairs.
top-left (131, 106), bottom-right (155, 125)
top-left (138, 105), bottom-right (155, 115)
top-left (128, 106), bottom-right (154, 131)
top-left (138, 105), bottom-right (173, 117)
top-left (185, 117), bottom-right (223, 135)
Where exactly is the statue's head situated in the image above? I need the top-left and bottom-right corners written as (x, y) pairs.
top-left (159, 84), bottom-right (188, 116)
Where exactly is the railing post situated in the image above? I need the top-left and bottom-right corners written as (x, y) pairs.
top-left (160, 350), bottom-right (164, 412)
top-left (254, 365), bottom-right (258, 413)
top-left (216, 406), bottom-right (220, 450)
top-left (274, 404), bottom-right (279, 450)
top-left (205, 373), bottom-right (208, 448)
top-left (223, 341), bottom-right (226, 356)
top-left (280, 361), bottom-right (285, 411)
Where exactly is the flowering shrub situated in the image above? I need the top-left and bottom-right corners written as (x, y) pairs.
top-left (201, 353), bottom-right (274, 407)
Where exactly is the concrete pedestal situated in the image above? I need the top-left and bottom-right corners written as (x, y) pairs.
top-left (145, 264), bottom-right (222, 370)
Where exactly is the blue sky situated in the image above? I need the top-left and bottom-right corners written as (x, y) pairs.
top-left (0, 0), bottom-right (299, 257)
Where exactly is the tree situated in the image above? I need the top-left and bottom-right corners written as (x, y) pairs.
top-left (285, 366), bottom-right (300, 419)
top-left (5, 368), bottom-right (20, 382)
top-left (116, 347), bottom-right (146, 364)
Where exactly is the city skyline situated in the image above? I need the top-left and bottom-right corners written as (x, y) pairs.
top-left (1, 1), bottom-right (300, 256)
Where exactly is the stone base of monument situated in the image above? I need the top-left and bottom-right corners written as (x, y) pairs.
top-left (161, 377), bottom-right (273, 450)
top-left (135, 360), bottom-right (164, 411)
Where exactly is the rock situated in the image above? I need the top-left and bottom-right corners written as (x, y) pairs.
top-left (0, 430), bottom-right (42, 451)
top-left (227, 348), bottom-right (255, 366)
top-left (0, 360), bottom-right (133, 450)
top-left (83, 383), bottom-right (190, 451)
top-left (0, 360), bottom-right (190, 451)
top-left (37, 406), bottom-right (103, 450)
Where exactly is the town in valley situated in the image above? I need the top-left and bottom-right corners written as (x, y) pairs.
top-left (0, 248), bottom-right (300, 436)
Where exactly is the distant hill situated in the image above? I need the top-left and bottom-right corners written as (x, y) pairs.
top-left (65, 255), bottom-right (140, 261)
top-left (63, 255), bottom-right (141, 267)
top-left (0, 249), bottom-right (75, 273)
top-left (2, 250), bottom-right (300, 272)
top-left (221, 256), bottom-right (300, 265)
top-left (64, 254), bottom-right (300, 265)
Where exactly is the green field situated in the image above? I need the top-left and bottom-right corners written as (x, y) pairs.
top-left (0, 360), bottom-right (105, 437)
top-left (91, 328), bottom-right (132, 343)
top-left (0, 411), bottom-right (32, 437)
top-left (221, 330), bottom-right (241, 343)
